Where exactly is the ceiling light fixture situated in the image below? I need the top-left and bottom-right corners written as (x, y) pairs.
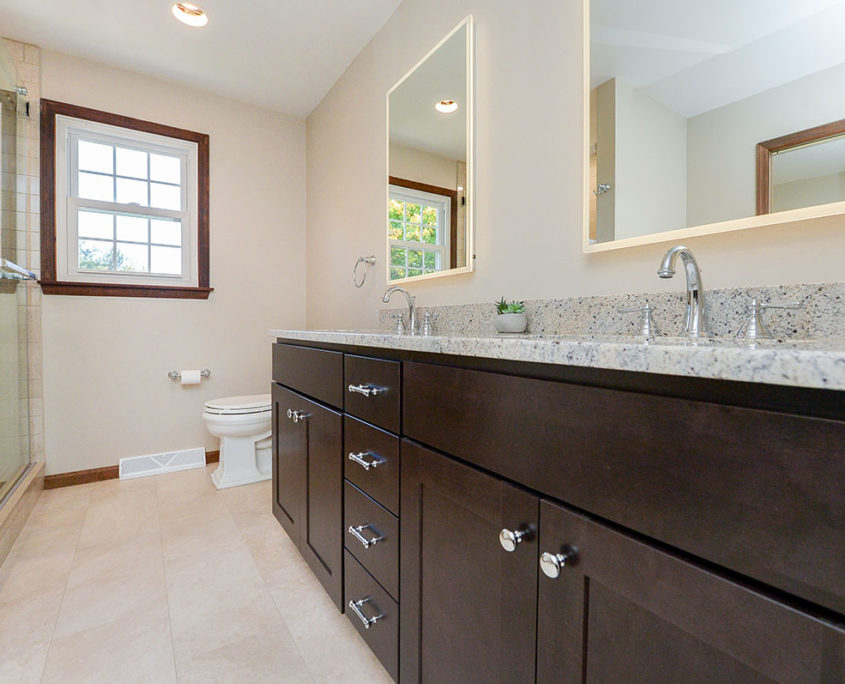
top-left (435, 99), bottom-right (458, 114)
top-left (171, 2), bottom-right (208, 27)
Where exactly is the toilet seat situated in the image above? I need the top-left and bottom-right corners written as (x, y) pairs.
top-left (204, 394), bottom-right (271, 416)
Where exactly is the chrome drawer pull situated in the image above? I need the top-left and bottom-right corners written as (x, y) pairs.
top-left (348, 597), bottom-right (383, 630)
top-left (348, 451), bottom-right (385, 471)
top-left (499, 527), bottom-right (530, 552)
top-left (348, 523), bottom-right (384, 549)
top-left (348, 384), bottom-right (382, 397)
top-left (287, 409), bottom-right (310, 423)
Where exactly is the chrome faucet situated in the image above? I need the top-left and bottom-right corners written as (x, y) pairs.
top-left (657, 245), bottom-right (710, 338)
top-left (383, 286), bottom-right (417, 335)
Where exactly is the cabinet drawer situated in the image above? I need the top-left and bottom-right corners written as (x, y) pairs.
top-left (272, 343), bottom-right (343, 408)
top-left (344, 355), bottom-right (400, 433)
top-left (344, 416), bottom-right (399, 515)
top-left (404, 361), bottom-right (845, 613)
top-left (344, 550), bottom-right (398, 680)
top-left (344, 481), bottom-right (398, 600)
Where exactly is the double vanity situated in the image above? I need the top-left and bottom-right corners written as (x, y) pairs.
top-left (269, 328), bottom-right (844, 682)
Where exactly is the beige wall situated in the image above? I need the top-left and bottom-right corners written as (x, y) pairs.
top-left (389, 143), bottom-right (458, 190)
top-left (305, 0), bottom-right (845, 331)
top-left (40, 51), bottom-right (306, 475)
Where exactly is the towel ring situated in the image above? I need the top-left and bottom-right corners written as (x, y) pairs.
top-left (353, 255), bottom-right (376, 288)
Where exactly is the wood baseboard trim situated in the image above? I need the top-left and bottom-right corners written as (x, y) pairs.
top-left (44, 450), bottom-right (220, 489)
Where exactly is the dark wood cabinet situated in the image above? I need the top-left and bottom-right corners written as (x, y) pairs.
top-left (273, 339), bottom-right (845, 683)
top-left (272, 383), bottom-right (343, 609)
top-left (400, 440), bottom-right (539, 684)
top-left (537, 500), bottom-right (845, 684)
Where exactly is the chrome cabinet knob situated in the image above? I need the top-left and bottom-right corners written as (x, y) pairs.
top-left (499, 527), bottom-right (529, 552)
top-left (286, 409), bottom-right (294, 419)
top-left (540, 548), bottom-right (576, 579)
top-left (287, 409), bottom-right (310, 423)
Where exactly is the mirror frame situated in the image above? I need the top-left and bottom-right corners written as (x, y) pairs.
top-left (581, 0), bottom-right (845, 254)
top-left (385, 15), bottom-right (474, 284)
top-left (756, 117), bottom-right (845, 215)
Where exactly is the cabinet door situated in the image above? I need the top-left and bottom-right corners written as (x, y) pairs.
top-left (272, 383), bottom-right (344, 609)
top-left (400, 440), bottom-right (538, 683)
top-left (272, 383), bottom-right (306, 546)
top-left (537, 500), bottom-right (845, 684)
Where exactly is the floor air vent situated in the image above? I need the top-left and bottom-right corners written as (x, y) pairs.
top-left (119, 447), bottom-right (206, 480)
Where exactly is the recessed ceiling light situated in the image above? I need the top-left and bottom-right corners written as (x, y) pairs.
top-left (171, 2), bottom-right (208, 27)
top-left (435, 100), bottom-right (458, 114)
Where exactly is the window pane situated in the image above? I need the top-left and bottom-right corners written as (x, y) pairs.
top-left (78, 210), bottom-right (113, 239)
top-left (408, 268), bottom-right (422, 278)
top-left (150, 183), bottom-right (181, 211)
top-left (389, 266), bottom-right (405, 281)
top-left (388, 199), bottom-right (403, 221)
top-left (116, 242), bottom-right (148, 272)
top-left (424, 251), bottom-right (436, 271)
top-left (116, 215), bottom-right (148, 243)
top-left (151, 246), bottom-right (182, 275)
top-left (150, 154), bottom-right (181, 184)
top-left (390, 247), bottom-right (406, 266)
top-left (422, 206), bottom-right (437, 226)
top-left (116, 178), bottom-right (148, 205)
top-left (116, 147), bottom-right (148, 179)
top-left (78, 239), bottom-right (114, 271)
top-left (388, 220), bottom-right (403, 240)
top-left (78, 172), bottom-right (114, 202)
top-left (150, 218), bottom-right (182, 246)
top-left (408, 250), bottom-right (423, 269)
top-left (405, 224), bottom-right (420, 242)
top-left (406, 203), bottom-right (421, 224)
top-left (421, 225), bottom-right (436, 244)
top-left (78, 140), bottom-right (113, 174)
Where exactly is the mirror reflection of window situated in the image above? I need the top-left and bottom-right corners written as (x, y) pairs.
top-left (589, 0), bottom-right (845, 248)
top-left (387, 18), bottom-right (472, 282)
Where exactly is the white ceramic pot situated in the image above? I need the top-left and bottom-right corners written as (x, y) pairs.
top-left (494, 313), bottom-right (527, 333)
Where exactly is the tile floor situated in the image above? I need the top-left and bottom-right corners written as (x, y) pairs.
top-left (0, 465), bottom-right (392, 683)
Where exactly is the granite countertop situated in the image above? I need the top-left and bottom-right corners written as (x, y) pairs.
top-left (268, 329), bottom-right (845, 391)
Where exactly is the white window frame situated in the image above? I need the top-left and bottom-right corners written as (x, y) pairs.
top-left (388, 184), bottom-right (451, 281)
top-left (54, 114), bottom-right (199, 287)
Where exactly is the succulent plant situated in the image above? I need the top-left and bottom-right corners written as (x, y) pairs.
top-left (496, 297), bottom-right (525, 315)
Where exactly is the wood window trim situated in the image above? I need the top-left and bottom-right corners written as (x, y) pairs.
top-left (389, 176), bottom-right (459, 269)
top-left (755, 117), bottom-right (845, 216)
top-left (40, 98), bottom-right (212, 299)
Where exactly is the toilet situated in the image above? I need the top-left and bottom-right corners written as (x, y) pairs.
top-left (202, 394), bottom-right (272, 489)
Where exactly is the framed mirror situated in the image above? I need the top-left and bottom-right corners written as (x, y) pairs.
top-left (387, 16), bottom-right (473, 283)
top-left (584, 0), bottom-right (845, 252)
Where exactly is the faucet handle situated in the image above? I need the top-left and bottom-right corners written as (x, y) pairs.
top-left (618, 303), bottom-right (659, 339)
top-left (736, 298), bottom-right (802, 340)
top-left (389, 312), bottom-right (405, 335)
top-left (420, 311), bottom-right (438, 337)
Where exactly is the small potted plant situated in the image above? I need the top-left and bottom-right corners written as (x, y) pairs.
top-left (495, 297), bottom-right (527, 333)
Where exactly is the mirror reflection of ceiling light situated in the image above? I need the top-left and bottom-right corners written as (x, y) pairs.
top-left (435, 100), bottom-right (458, 114)
top-left (171, 2), bottom-right (209, 27)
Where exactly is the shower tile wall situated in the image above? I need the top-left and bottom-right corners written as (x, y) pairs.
top-left (4, 39), bottom-right (43, 466)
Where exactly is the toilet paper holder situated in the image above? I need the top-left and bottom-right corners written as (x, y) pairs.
top-left (168, 368), bottom-right (211, 381)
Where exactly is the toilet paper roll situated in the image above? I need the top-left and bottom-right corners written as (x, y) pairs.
top-left (180, 369), bottom-right (202, 386)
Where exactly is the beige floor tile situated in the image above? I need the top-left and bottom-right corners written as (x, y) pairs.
top-left (296, 623), bottom-right (392, 684)
top-left (7, 514), bottom-right (83, 559)
top-left (53, 573), bottom-right (169, 640)
top-left (0, 546), bottom-right (75, 602)
top-left (0, 639), bottom-right (52, 684)
top-left (160, 510), bottom-right (243, 561)
top-left (156, 465), bottom-right (217, 503)
top-left (66, 529), bottom-right (164, 589)
top-left (76, 494), bottom-right (160, 549)
top-left (219, 478), bottom-right (272, 514)
top-left (0, 588), bottom-right (63, 651)
top-left (175, 626), bottom-right (313, 684)
top-left (41, 600), bottom-right (177, 684)
top-left (233, 510), bottom-right (301, 577)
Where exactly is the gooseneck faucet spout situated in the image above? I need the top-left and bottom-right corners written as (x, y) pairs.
top-left (657, 245), bottom-right (710, 338)
top-left (383, 286), bottom-right (417, 335)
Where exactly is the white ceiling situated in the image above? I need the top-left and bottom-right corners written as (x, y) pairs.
top-left (0, 0), bottom-right (403, 118)
top-left (591, 0), bottom-right (845, 118)
top-left (389, 25), bottom-right (467, 162)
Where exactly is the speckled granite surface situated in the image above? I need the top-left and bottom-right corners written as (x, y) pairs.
top-left (268, 329), bottom-right (845, 391)
top-left (378, 282), bottom-right (845, 339)
top-left (271, 282), bottom-right (845, 391)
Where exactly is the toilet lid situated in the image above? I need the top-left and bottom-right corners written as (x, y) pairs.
top-left (204, 394), bottom-right (271, 415)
